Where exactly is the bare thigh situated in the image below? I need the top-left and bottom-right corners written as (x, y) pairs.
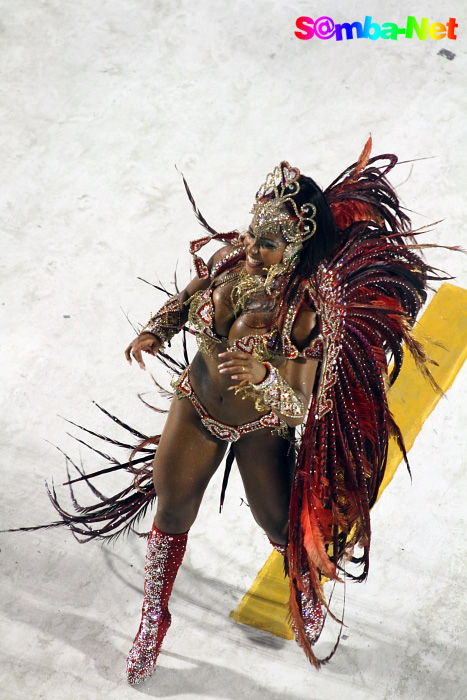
top-left (152, 395), bottom-right (227, 533)
top-left (233, 429), bottom-right (295, 545)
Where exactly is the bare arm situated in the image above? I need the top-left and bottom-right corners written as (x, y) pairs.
top-left (218, 304), bottom-right (319, 427)
top-left (278, 357), bottom-right (318, 427)
top-left (218, 351), bottom-right (318, 427)
top-left (125, 245), bottom-right (233, 369)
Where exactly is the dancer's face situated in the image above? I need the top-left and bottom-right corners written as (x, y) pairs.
top-left (243, 228), bottom-right (287, 275)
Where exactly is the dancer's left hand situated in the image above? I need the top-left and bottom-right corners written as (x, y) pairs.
top-left (218, 351), bottom-right (268, 386)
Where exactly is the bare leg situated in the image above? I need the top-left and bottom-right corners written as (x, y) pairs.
top-left (233, 431), bottom-right (324, 647)
top-left (152, 394), bottom-right (228, 533)
top-left (235, 429), bottom-right (326, 649)
top-left (234, 429), bottom-right (295, 545)
top-left (127, 395), bottom-right (227, 684)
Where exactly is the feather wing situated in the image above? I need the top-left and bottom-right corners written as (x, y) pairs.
top-left (287, 179), bottom-right (447, 665)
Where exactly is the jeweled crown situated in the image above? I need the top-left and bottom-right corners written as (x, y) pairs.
top-left (251, 161), bottom-right (317, 243)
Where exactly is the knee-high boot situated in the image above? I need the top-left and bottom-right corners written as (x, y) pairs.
top-left (269, 538), bottom-right (324, 646)
top-left (126, 523), bottom-right (188, 685)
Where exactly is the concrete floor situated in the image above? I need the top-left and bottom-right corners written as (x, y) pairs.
top-left (1, 1), bottom-right (466, 698)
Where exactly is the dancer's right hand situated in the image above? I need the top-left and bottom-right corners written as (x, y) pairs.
top-left (125, 333), bottom-right (162, 370)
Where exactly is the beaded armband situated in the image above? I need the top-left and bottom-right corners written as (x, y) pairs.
top-left (235, 362), bottom-right (306, 419)
top-left (140, 295), bottom-right (183, 347)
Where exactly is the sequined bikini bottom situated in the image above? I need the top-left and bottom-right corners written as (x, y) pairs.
top-left (171, 368), bottom-right (286, 442)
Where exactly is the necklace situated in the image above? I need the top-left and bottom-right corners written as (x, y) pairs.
top-left (215, 269), bottom-right (243, 289)
top-left (230, 268), bottom-right (268, 315)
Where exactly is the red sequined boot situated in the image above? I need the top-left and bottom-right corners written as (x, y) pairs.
top-left (126, 523), bottom-right (188, 685)
top-left (297, 579), bottom-right (325, 645)
top-left (269, 538), bottom-right (324, 646)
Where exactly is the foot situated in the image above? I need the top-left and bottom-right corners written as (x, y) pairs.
top-left (126, 608), bottom-right (171, 685)
top-left (292, 594), bottom-right (325, 647)
top-left (300, 596), bottom-right (324, 645)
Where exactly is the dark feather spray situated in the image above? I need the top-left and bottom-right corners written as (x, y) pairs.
top-left (286, 139), bottom-right (449, 666)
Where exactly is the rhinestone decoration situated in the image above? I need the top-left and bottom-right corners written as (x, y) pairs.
top-left (300, 594), bottom-right (325, 646)
top-left (126, 528), bottom-right (187, 685)
top-left (311, 266), bottom-right (345, 420)
top-left (170, 368), bottom-right (285, 442)
top-left (252, 161), bottom-right (317, 244)
top-left (234, 362), bottom-right (306, 419)
top-left (186, 265), bottom-right (323, 363)
top-left (140, 295), bottom-right (183, 348)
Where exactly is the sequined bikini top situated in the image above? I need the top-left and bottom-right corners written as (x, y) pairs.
top-left (187, 273), bottom-right (324, 362)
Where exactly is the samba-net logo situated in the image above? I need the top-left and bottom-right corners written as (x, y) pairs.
top-left (295, 15), bottom-right (458, 41)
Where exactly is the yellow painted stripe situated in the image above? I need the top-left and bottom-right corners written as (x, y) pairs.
top-left (231, 283), bottom-right (467, 637)
top-left (379, 282), bottom-right (467, 494)
top-left (229, 550), bottom-right (294, 639)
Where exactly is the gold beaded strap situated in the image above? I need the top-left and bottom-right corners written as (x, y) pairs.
top-left (140, 295), bottom-right (183, 347)
top-left (235, 362), bottom-right (306, 419)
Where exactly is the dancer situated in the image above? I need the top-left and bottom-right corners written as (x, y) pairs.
top-left (121, 139), bottom-right (442, 682)
top-left (8, 138), bottom-right (446, 683)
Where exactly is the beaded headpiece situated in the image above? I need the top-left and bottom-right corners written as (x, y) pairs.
top-left (251, 161), bottom-right (317, 244)
top-left (183, 161), bottom-right (318, 283)
top-left (249, 161), bottom-right (318, 288)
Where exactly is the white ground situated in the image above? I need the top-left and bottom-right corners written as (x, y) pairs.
top-left (1, 1), bottom-right (466, 699)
